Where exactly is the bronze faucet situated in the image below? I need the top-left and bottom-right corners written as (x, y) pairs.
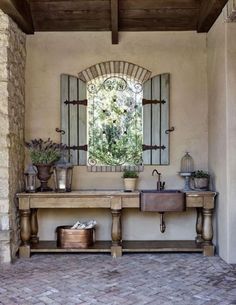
top-left (152, 169), bottom-right (165, 191)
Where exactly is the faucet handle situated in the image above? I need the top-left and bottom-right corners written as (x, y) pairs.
top-left (160, 182), bottom-right (165, 190)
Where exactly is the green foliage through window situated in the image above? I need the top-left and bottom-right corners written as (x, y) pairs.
top-left (87, 76), bottom-right (143, 166)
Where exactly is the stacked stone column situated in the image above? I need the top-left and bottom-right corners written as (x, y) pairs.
top-left (0, 10), bottom-right (26, 263)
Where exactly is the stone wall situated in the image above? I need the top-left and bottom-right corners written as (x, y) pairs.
top-left (0, 11), bottom-right (26, 263)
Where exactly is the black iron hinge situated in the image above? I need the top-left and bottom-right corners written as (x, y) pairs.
top-left (142, 99), bottom-right (166, 106)
top-left (66, 145), bottom-right (88, 151)
top-left (142, 144), bottom-right (166, 151)
top-left (64, 99), bottom-right (87, 106)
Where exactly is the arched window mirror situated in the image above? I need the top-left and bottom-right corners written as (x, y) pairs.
top-left (60, 61), bottom-right (170, 171)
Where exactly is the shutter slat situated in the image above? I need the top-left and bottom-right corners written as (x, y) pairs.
top-left (142, 79), bottom-right (151, 164)
top-left (142, 74), bottom-right (170, 165)
top-left (61, 74), bottom-right (87, 166)
top-left (61, 74), bottom-right (69, 146)
top-left (160, 73), bottom-right (170, 165)
top-left (69, 76), bottom-right (78, 165)
top-left (78, 79), bottom-right (87, 165)
top-left (151, 75), bottom-right (161, 164)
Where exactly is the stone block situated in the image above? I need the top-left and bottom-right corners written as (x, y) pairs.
top-left (0, 32), bottom-right (9, 48)
top-left (0, 177), bottom-right (9, 200)
top-left (0, 148), bottom-right (9, 168)
top-left (0, 82), bottom-right (8, 114)
top-left (0, 63), bottom-right (8, 81)
top-left (0, 12), bottom-right (9, 30)
top-left (0, 199), bottom-right (9, 213)
top-left (0, 213), bottom-right (10, 230)
top-left (0, 101), bottom-right (8, 116)
top-left (0, 112), bottom-right (9, 134)
top-left (0, 47), bottom-right (7, 63)
top-left (0, 240), bottom-right (11, 263)
top-left (0, 229), bottom-right (10, 241)
top-left (0, 166), bottom-right (9, 179)
top-left (0, 136), bottom-right (9, 148)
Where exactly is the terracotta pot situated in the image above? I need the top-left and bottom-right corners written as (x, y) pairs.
top-left (123, 178), bottom-right (137, 192)
top-left (34, 164), bottom-right (53, 192)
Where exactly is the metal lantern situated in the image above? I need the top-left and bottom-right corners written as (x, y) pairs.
top-left (179, 152), bottom-right (194, 191)
top-left (53, 157), bottom-right (73, 192)
top-left (24, 165), bottom-right (37, 193)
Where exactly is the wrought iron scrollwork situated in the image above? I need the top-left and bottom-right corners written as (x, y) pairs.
top-left (87, 75), bottom-right (143, 166)
top-left (87, 76), bottom-right (142, 96)
top-left (55, 128), bottom-right (65, 135)
top-left (165, 127), bottom-right (175, 134)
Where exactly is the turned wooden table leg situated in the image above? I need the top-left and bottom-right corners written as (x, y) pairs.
top-left (31, 208), bottom-right (39, 244)
top-left (195, 207), bottom-right (203, 244)
top-left (19, 209), bottom-right (31, 258)
top-left (202, 208), bottom-right (214, 256)
top-left (111, 209), bottom-right (122, 257)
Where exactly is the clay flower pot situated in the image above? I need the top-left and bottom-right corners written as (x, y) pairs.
top-left (123, 178), bottom-right (137, 192)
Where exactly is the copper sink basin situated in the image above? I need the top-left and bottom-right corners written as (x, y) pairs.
top-left (140, 190), bottom-right (186, 212)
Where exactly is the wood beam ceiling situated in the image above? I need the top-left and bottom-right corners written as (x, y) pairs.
top-left (0, 0), bottom-right (34, 34)
top-left (30, 0), bottom-right (111, 31)
top-left (0, 0), bottom-right (230, 37)
top-left (111, 0), bottom-right (118, 44)
top-left (197, 0), bottom-right (229, 32)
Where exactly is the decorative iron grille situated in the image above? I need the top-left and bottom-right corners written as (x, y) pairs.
top-left (87, 76), bottom-right (143, 166)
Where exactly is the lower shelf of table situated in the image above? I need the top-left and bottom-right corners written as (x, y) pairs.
top-left (30, 240), bottom-right (203, 253)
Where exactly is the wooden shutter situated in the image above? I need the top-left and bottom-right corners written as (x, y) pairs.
top-left (60, 74), bottom-right (87, 165)
top-left (142, 73), bottom-right (170, 165)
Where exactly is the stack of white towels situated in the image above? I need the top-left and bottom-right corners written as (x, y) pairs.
top-left (71, 220), bottom-right (97, 230)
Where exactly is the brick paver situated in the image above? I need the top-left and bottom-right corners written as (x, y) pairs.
top-left (0, 253), bottom-right (236, 305)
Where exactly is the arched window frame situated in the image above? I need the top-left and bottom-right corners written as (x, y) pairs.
top-left (60, 61), bottom-right (170, 172)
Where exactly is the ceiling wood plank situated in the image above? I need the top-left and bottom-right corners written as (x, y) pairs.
top-left (120, 8), bottom-right (199, 20)
top-left (197, 0), bottom-right (229, 32)
top-left (0, 0), bottom-right (34, 34)
top-left (30, 1), bottom-right (110, 12)
top-left (120, 19), bottom-right (197, 31)
top-left (32, 10), bottom-right (110, 21)
top-left (33, 19), bottom-right (110, 31)
top-left (119, 0), bottom-right (200, 10)
top-left (111, 0), bottom-right (118, 44)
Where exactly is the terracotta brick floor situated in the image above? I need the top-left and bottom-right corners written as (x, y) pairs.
top-left (0, 253), bottom-right (236, 305)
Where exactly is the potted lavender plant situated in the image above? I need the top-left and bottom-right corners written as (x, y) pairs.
top-left (25, 138), bottom-right (66, 192)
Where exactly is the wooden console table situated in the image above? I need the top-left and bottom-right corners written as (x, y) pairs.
top-left (17, 190), bottom-right (216, 258)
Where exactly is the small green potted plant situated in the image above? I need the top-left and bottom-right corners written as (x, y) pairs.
top-left (25, 138), bottom-right (66, 192)
top-left (122, 170), bottom-right (138, 192)
top-left (193, 170), bottom-right (210, 191)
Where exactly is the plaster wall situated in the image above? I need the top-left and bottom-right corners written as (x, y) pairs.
top-left (207, 14), bottom-right (228, 261)
top-left (226, 23), bottom-right (236, 263)
top-left (208, 14), bottom-right (236, 263)
top-left (26, 32), bottom-right (208, 241)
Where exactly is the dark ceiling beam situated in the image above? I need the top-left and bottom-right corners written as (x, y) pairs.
top-left (197, 0), bottom-right (229, 32)
top-left (0, 0), bottom-right (34, 34)
top-left (111, 0), bottom-right (118, 44)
